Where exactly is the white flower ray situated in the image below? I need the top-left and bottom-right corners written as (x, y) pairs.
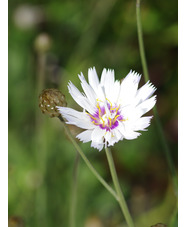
top-left (58, 107), bottom-right (95, 129)
top-left (88, 67), bottom-right (100, 92)
top-left (68, 81), bottom-right (95, 114)
top-left (76, 129), bottom-right (93, 143)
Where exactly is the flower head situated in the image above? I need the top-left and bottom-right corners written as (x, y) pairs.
top-left (39, 88), bottom-right (67, 118)
top-left (58, 67), bottom-right (156, 151)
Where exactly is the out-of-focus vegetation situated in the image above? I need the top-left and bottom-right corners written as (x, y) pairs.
top-left (8, 0), bottom-right (177, 226)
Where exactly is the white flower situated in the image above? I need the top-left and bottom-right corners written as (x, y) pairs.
top-left (58, 67), bottom-right (156, 151)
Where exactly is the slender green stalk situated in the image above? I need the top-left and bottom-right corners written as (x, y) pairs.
top-left (136, 0), bottom-right (177, 192)
top-left (136, 0), bottom-right (149, 82)
top-left (69, 152), bottom-right (80, 227)
top-left (35, 52), bottom-right (48, 227)
top-left (105, 147), bottom-right (135, 227)
top-left (59, 118), bottom-right (118, 201)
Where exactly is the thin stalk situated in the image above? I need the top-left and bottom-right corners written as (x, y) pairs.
top-left (69, 152), bottom-right (80, 227)
top-left (136, 0), bottom-right (149, 82)
top-left (105, 147), bottom-right (135, 227)
top-left (136, 0), bottom-right (177, 192)
top-left (58, 117), bottom-right (118, 201)
top-left (35, 52), bottom-right (48, 226)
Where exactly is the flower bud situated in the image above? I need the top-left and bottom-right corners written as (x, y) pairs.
top-left (34, 33), bottom-right (51, 53)
top-left (39, 88), bottom-right (67, 118)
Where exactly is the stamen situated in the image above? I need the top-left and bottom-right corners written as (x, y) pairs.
top-left (115, 105), bottom-right (120, 112)
top-left (103, 101), bottom-right (110, 117)
top-left (97, 104), bottom-right (104, 122)
top-left (106, 98), bottom-right (112, 110)
top-left (96, 98), bottom-right (103, 102)
top-left (115, 115), bottom-right (120, 119)
top-left (86, 112), bottom-right (98, 121)
top-left (108, 117), bottom-right (112, 127)
top-left (110, 104), bottom-right (120, 112)
top-left (120, 117), bottom-right (128, 122)
top-left (87, 100), bottom-right (125, 131)
top-left (112, 114), bottom-right (120, 124)
top-left (92, 121), bottom-right (100, 125)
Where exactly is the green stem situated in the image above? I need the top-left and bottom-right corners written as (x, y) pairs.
top-left (136, 0), bottom-right (177, 192)
top-left (59, 118), bottom-right (118, 201)
top-left (69, 152), bottom-right (80, 227)
top-left (35, 52), bottom-right (48, 226)
top-left (136, 0), bottom-right (148, 82)
top-left (105, 147), bottom-right (135, 227)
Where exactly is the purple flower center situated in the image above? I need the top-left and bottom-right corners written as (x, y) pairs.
top-left (87, 99), bottom-right (125, 131)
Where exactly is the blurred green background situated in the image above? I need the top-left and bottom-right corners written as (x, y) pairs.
top-left (8, 0), bottom-right (177, 226)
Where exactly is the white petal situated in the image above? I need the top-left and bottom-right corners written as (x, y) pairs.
top-left (91, 140), bottom-right (104, 151)
top-left (68, 81), bottom-right (95, 114)
top-left (135, 95), bottom-right (157, 118)
top-left (88, 67), bottom-right (100, 92)
top-left (78, 72), bottom-right (97, 106)
top-left (112, 128), bottom-right (123, 142)
top-left (124, 70), bottom-right (141, 84)
top-left (120, 105), bottom-right (136, 121)
top-left (58, 107), bottom-right (94, 129)
top-left (95, 84), bottom-right (107, 101)
top-left (76, 130), bottom-right (93, 143)
top-left (118, 122), bottom-right (141, 140)
top-left (100, 69), bottom-right (115, 101)
top-left (100, 69), bottom-right (115, 86)
top-left (100, 68), bottom-right (107, 85)
top-left (105, 129), bottom-right (122, 147)
top-left (133, 116), bottom-right (153, 131)
top-left (104, 131), bottom-right (112, 143)
top-left (91, 127), bottom-right (106, 143)
top-left (112, 80), bottom-right (121, 104)
top-left (134, 81), bottom-right (156, 105)
top-left (118, 70), bottom-right (141, 105)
